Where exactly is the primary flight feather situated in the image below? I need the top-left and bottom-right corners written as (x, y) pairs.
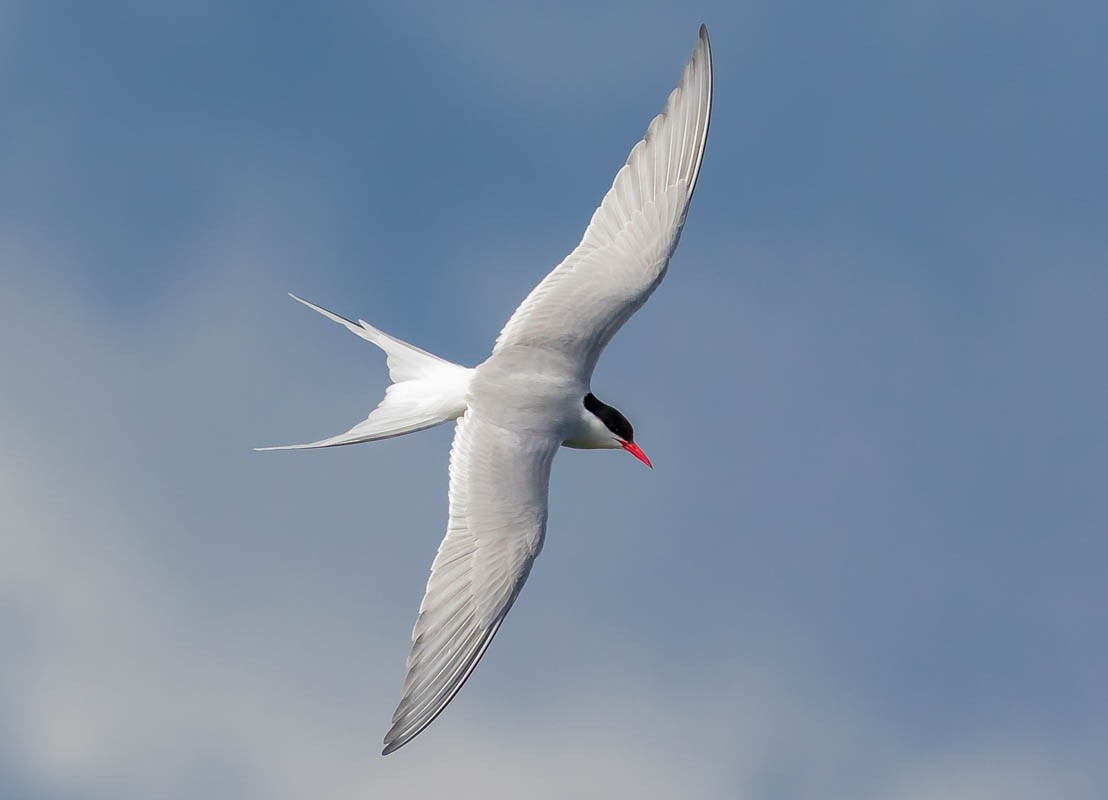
top-left (260, 25), bottom-right (713, 754)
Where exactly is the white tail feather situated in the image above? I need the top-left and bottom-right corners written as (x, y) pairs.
top-left (257, 295), bottom-right (474, 451)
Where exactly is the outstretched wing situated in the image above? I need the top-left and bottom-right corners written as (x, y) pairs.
top-left (494, 25), bottom-right (713, 377)
top-left (382, 411), bottom-right (560, 754)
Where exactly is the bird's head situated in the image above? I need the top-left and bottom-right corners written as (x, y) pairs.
top-left (566, 392), bottom-right (653, 468)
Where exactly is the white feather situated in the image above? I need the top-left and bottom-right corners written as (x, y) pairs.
top-left (382, 411), bottom-right (558, 754)
top-left (256, 295), bottom-right (473, 450)
top-left (494, 25), bottom-right (713, 379)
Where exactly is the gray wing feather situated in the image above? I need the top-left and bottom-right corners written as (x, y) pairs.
top-left (494, 26), bottom-right (713, 378)
top-left (382, 412), bottom-right (558, 754)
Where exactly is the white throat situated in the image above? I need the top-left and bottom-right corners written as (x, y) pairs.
top-left (562, 406), bottom-right (621, 450)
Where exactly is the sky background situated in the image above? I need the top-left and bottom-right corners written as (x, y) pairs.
top-left (2, 2), bottom-right (1106, 798)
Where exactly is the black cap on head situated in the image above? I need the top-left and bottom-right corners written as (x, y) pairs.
top-left (583, 393), bottom-right (634, 442)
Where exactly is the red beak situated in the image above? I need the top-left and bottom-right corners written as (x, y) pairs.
top-left (621, 441), bottom-right (653, 469)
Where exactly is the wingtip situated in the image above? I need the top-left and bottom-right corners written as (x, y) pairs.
top-left (697, 24), bottom-right (711, 57)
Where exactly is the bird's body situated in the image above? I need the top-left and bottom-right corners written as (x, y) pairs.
top-left (260, 26), bottom-right (712, 754)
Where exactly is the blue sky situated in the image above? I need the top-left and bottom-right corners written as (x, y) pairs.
top-left (2, 2), bottom-right (1106, 798)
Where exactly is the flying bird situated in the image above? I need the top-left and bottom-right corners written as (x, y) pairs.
top-left (260, 25), bottom-right (712, 754)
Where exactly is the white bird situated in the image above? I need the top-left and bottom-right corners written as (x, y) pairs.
top-left (260, 25), bottom-right (712, 754)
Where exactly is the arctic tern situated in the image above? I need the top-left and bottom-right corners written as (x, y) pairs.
top-left (261, 25), bottom-right (712, 754)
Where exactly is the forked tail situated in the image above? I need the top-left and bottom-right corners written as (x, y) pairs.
top-left (257, 295), bottom-right (474, 450)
